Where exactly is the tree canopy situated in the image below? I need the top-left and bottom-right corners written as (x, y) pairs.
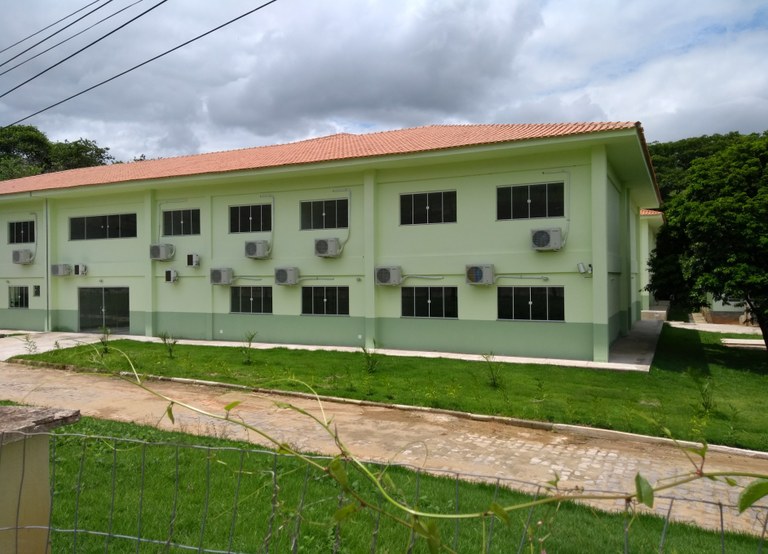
top-left (0, 125), bottom-right (113, 180)
top-left (647, 131), bottom-right (768, 349)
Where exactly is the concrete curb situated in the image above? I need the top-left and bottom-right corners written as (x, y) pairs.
top-left (115, 370), bottom-right (768, 462)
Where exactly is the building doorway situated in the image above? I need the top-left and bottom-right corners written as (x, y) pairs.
top-left (78, 287), bottom-right (130, 333)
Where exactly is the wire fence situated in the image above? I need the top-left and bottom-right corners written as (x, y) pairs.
top-left (2, 431), bottom-right (768, 553)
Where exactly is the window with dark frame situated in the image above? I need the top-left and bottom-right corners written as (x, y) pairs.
top-left (401, 286), bottom-right (458, 318)
top-left (69, 213), bottom-right (137, 240)
top-left (400, 191), bottom-right (457, 225)
top-left (229, 204), bottom-right (272, 233)
top-left (162, 209), bottom-right (201, 236)
top-left (8, 286), bottom-right (29, 309)
top-left (9, 220), bottom-right (35, 244)
top-left (497, 182), bottom-right (564, 220)
top-left (497, 286), bottom-right (565, 321)
top-left (301, 286), bottom-right (349, 315)
top-left (300, 199), bottom-right (348, 230)
top-left (230, 286), bottom-right (273, 314)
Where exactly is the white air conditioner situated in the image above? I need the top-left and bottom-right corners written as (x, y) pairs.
top-left (375, 266), bottom-right (403, 286)
top-left (186, 254), bottom-right (200, 267)
top-left (275, 266), bottom-right (299, 285)
top-left (531, 228), bottom-right (563, 251)
top-left (245, 240), bottom-right (270, 259)
top-left (150, 243), bottom-right (175, 261)
top-left (51, 264), bottom-right (72, 277)
top-left (165, 269), bottom-right (179, 283)
top-left (314, 238), bottom-right (341, 257)
top-left (12, 249), bottom-right (34, 265)
top-left (74, 264), bottom-right (87, 276)
top-left (466, 264), bottom-right (494, 285)
top-left (210, 268), bottom-right (234, 285)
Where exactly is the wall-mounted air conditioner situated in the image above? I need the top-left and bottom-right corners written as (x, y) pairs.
top-left (466, 264), bottom-right (494, 285)
top-left (165, 269), bottom-right (179, 283)
top-left (314, 238), bottom-right (341, 257)
top-left (531, 228), bottom-right (563, 251)
top-left (51, 264), bottom-right (72, 277)
top-left (210, 268), bottom-right (234, 285)
top-left (245, 240), bottom-right (270, 259)
top-left (186, 254), bottom-right (200, 267)
top-left (74, 264), bottom-right (87, 276)
top-left (275, 267), bottom-right (299, 285)
top-left (150, 243), bottom-right (175, 261)
top-left (12, 249), bottom-right (34, 265)
top-left (375, 266), bottom-right (403, 286)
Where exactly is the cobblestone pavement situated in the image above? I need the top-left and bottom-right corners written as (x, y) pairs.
top-left (2, 363), bottom-right (767, 536)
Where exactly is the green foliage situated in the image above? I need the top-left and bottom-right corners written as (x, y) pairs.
top-left (481, 352), bottom-right (505, 390)
top-left (157, 331), bottom-right (178, 359)
top-left (48, 138), bottom-right (114, 171)
top-left (241, 330), bottom-right (258, 365)
top-left (360, 341), bottom-right (380, 374)
top-left (99, 326), bottom-right (111, 354)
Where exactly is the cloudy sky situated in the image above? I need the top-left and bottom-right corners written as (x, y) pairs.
top-left (0, 0), bottom-right (766, 162)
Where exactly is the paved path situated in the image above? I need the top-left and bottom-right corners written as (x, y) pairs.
top-left (2, 362), bottom-right (768, 536)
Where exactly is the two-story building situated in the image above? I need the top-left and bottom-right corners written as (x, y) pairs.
top-left (0, 122), bottom-right (660, 361)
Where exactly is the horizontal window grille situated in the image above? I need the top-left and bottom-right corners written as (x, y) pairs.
top-left (70, 213), bottom-right (137, 240)
top-left (301, 286), bottom-right (349, 315)
top-left (163, 209), bottom-right (200, 236)
top-left (497, 286), bottom-right (565, 321)
top-left (230, 286), bottom-right (273, 314)
top-left (300, 199), bottom-right (348, 230)
top-left (400, 191), bottom-right (457, 225)
top-left (9, 220), bottom-right (35, 244)
top-left (401, 287), bottom-right (458, 318)
top-left (229, 204), bottom-right (272, 233)
top-left (497, 182), bottom-right (564, 220)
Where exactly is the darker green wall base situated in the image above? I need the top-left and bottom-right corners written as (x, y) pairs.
top-left (0, 309), bottom-right (46, 332)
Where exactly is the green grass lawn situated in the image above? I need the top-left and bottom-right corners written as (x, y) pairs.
top-left (46, 416), bottom-right (761, 553)
top-left (15, 324), bottom-right (768, 451)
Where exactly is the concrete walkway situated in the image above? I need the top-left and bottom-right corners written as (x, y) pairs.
top-left (1, 321), bottom-right (767, 536)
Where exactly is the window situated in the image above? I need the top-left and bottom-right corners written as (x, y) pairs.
top-left (400, 191), bottom-right (456, 225)
top-left (163, 209), bottom-right (200, 236)
top-left (70, 214), bottom-right (137, 240)
top-left (301, 286), bottom-right (349, 315)
top-left (300, 199), bottom-right (348, 230)
top-left (229, 204), bottom-right (272, 233)
top-left (401, 287), bottom-right (458, 318)
top-left (497, 182), bottom-right (564, 220)
top-left (498, 286), bottom-right (564, 321)
top-left (230, 286), bottom-right (273, 314)
top-left (9, 220), bottom-right (35, 244)
top-left (8, 286), bottom-right (29, 309)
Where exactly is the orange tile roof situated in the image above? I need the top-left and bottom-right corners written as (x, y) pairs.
top-left (0, 122), bottom-right (642, 196)
top-left (640, 209), bottom-right (662, 216)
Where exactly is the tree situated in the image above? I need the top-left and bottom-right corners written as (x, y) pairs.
top-left (0, 125), bottom-right (113, 180)
top-left (648, 132), bottom-right (768, 350)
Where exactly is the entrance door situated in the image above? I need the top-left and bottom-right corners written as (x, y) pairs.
top-left (78, 288), bottom-right (130, 333)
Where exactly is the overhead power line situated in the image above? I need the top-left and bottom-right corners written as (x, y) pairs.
top-left (0, 0), bottom-right (169, 101)
top-left (0, 0), bottom-right (104, 56)
top-left (3, 0), bottom-right (282, 128)
top-left (0, 0), bottom-right (146, 79)
top-left (0, 0), bottom-right (116, 70)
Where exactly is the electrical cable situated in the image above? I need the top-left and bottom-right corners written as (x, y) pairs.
top-left (0, 0), bottom-right (169, 101)
top-left (0, 0), bottom-right (103, 56)
top-left (0, 0), bottom-right (116, 70)
top-left (0, 0), bottom-right (145, 79)
top-left (3, 0), bottom-right (281, 128)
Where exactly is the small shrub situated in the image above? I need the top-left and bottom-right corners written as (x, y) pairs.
top-left (22, 334), bottom-right (38, 354)
top-left (241, 331), bottom-right (258, 365)
top-left (481, 352), bottom-right (504, 390)
top-left (99, 327), bottom-right (111, 354)
top-left (361, 341), bottom-right (380, 374)
top-left (689, 372), bottom-right (717, 415)
top-left (157, 331), bottom-right (178, 359)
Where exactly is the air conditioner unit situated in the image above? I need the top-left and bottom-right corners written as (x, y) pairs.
top-left (531, 228), bottom-right (563, 251)
top-left (275, 266), bottom-right (299, 286)
top-left (245, 240), bottom-right (270, 259)
top-left (150, 243), bottom-right (175, 261)
top-left (314, 238), bottom-right (341, 257)
top-left (74, 264), bottom-right (87, 276)
top-left (12, 249), bottom-right (34, 265)
top-left (165, 269), bottom-right (179, 283)
top-left (51, 264), bottom-right (72, 277)
top-left (466, 264), bottom-right (494, 285)
top-left (186, 254), bottom-right (200, 267)
top-left (210, 268), bottom-right (234, 285)
top-left (375, 266), bottom-right (403, 286)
